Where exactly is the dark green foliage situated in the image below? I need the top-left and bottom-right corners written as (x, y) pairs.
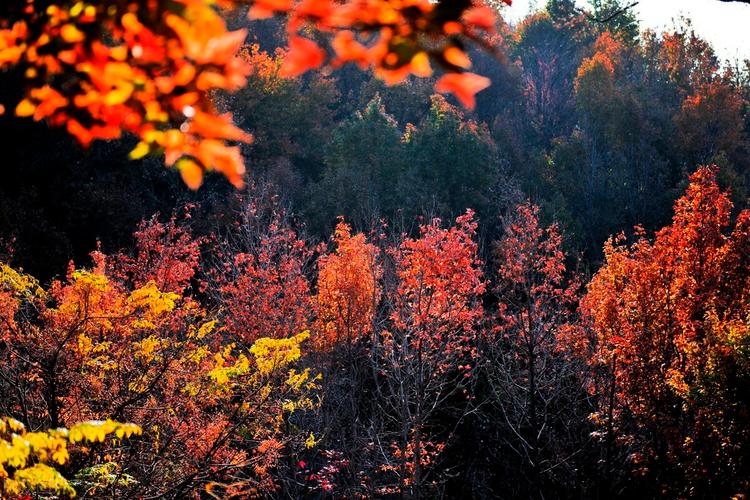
top-left (307, 94), bottom-right (515, 236)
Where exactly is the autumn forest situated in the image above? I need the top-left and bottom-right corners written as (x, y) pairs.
top-left (0, 0), bottom-right (749, 498)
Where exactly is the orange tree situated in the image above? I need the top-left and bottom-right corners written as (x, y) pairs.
top-left (315, 219), bottom-right (382, 352)
top-left (309, 221), bottom-right (382, 491)
top-left (581, 166), bottom-right (750, 497)
top-left (0, 0), bottom-right (508, 188)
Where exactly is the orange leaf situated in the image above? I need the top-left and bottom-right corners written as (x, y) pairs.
top-left (162, 130), bottom-right (187, 166)
top-left (171, 92), bottom-right (199, 111)
top-left (30, 86), bottom-right (69, 120)
top-left (15, 99), bottom-right (35, 117)
top-left (296, 0), bottom-right (334, 19)
top-left (443, 22), bottom-right (463, 35)
top-left (375, 64), bottom-right (412, 86)
top-left (67, 119), bottom-right (93, 147)
top-left (193, 140), bottom-right (245, 188)
top-left (60, 24), bottom-right (85, 43)
top-left (443, 47), bottom-right (471, 69)
top-left (121, 12), bottom-right (144, 34)
top-left (189, 111), bottom-right (252, 143)
top-left (279, 36), bottom-right (325, 78)
top-left (202, 29), bottom-right (248, 67)
top-left (332, 31), bottom-right (369, 68)
top-left (248, 0), bottom-right (294, 19)
top-left (435, 72), bottom-right (491, 109)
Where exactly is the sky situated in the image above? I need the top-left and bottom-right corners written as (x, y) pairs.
top-left (501, 0), bottom-right (750, 61)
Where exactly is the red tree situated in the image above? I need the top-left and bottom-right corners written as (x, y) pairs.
top-left (217, 192), bottom-right (314, 346)
top-left (376, 210), bottom-right (485, 497)
top-left (488, 202), bottom-right (583, 492)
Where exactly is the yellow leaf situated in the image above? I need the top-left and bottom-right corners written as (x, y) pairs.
top-left (177, 158), bottom-right (203, 190)
top-left (410, 52), bottom-right (433, 78)
top-left (305, 432), bottom-right (317, 449)
top-left (103, 82), bottom-right (134, 105)
top-left (70, 2), bottom-right (84, 17)
top-left (129, 141), bottom-right (150, 160)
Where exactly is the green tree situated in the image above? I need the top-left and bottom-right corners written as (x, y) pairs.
top-left (405, 96), bottom-right (503, 222)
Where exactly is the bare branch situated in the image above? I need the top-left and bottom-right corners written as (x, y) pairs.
top-left (580, 1), bottom-right (640, 24)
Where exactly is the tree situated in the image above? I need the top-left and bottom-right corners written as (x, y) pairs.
top-left (108, 208), bottom-right (203, 295)
top-left (655, 24), bottom-right (719, 96)
top-left (0, 253), bottom-right (230, 495)
top-left (309, 221), bottom-right (382, 495)
top-left (514, 9), bottom-right (591, 145)
top-left (0, 417), bottom-right (141, 498)
top-left (231, 44), bottom-right (339, 182)
top-left (316, 220), bottom-right (381, 351)
top-left (375, 211), bottom-right (485, 497)
top-left (581, 166), bottom-right (750, 497)
top-left (675, 78), bottom-right (747, 168)
top-left (571, 30), bottom-right (628, 246)
top-left (310, 94), bottom-right (510, 233)
top-left (547, 30), bottom-right (677, 256)
top-left (216, 190), bottom-right (314, 347)
top-left (406, 95), bottom-right (503, 222)
top-left (0, 211), bottom-right (320, 497)
top-left (484, 202), bottom-right (587, 497)
top-left (589, 0), bottom-right (639, 44)
top-left (307, 95), bottom-right (407, 234)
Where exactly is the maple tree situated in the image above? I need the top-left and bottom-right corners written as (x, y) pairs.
top-left (655, 26), bottom-right (719, 96)
top-left (0, 210), bottom-right (320, 497)
top-left (107, 207), bottom-right (203, 295)
top-left (216, 193), bottom-right (314, 346)
top-left (485, 202), bottom-right (585, 494)
top-left (375, 211), bottom-right (485, 497)
top-left (0, 0), bottom-right (507, 189)
top-left (581, 166), bottom-right (750, 497)
top-left (315, 219), bottom-right (381, 351)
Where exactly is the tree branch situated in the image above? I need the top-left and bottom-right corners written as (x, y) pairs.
top-left (581, 0), bottom-right (750, 26)
top-left (580, 1), bottom-right (640, 24)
